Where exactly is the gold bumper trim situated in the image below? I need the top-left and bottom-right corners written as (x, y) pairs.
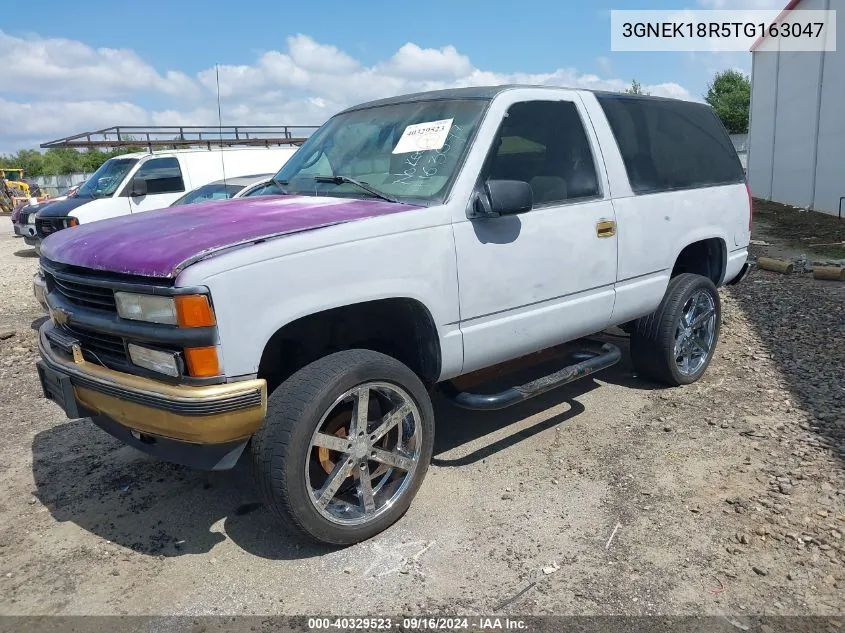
top-left (39, 326), bottom-right (266, 444)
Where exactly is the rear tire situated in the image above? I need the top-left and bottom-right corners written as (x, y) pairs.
top-left (630, 273), bottom-right (721, 386)
top-left (251, 349), bottom-right (434, 545)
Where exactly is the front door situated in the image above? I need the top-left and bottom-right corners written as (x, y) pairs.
top-left (127, 157), bottom-right (188, 213)
top-left (454, 97), bottom-right (618, 373)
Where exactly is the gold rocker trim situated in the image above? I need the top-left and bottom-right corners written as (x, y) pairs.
top-left (39, 327), bottom-right (266, 444)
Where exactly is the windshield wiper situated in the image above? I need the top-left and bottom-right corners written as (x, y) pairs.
top-left (313, 175), bottom-right (399, 204)
top-left (270, 177), bottom-right (289, 193)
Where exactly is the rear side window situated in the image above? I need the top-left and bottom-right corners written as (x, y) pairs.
top-left (596, 95), bottom-right (743, 194)
top-left (133, 157), bottom-right (185, 194)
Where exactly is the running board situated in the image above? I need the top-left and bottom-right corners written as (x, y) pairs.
top-left (441, 341), bottom-right (621, 411)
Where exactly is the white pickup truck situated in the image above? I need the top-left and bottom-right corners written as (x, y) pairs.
top-left (35, 85), bottom-right (751, 545)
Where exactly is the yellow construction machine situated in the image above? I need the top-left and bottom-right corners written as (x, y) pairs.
top-left (0, 168), bottom-right (45, 213)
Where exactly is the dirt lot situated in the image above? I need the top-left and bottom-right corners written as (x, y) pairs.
top-left (0, 205), bottom-right (843, 618)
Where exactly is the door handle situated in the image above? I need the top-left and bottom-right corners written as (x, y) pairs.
top-left (596, 219), bottom-right (616, 238)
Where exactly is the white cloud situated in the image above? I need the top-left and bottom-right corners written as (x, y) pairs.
top-left (381, 43), bottom-right (473, 78)
top-left (0, 30), bottom-right (199, 100)
top-left (0, 32), bottom-right (696, 154)
top-left (0, 98), bottom-right (151, 138)
top-left (287, 34), bottom-right (359, 73)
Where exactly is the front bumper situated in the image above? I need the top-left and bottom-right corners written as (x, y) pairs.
top-left (37, 322), bottom-right (267, 470)
top-left (16, 223), bottom-right (37, 239)
top-left (24, 235), bottom-right (40, 253)
top-left (33, 271), bottom-right (48, 311)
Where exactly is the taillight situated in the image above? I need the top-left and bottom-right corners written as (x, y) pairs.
top-left (745, 182), bottom-right (753, 231)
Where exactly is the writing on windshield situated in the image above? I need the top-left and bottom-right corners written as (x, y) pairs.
top-left (273, 99), bottom-right (487, 203)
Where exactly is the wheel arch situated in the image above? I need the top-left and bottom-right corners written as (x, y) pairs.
top-left (257, 297), bottom-right (442, 392)
top-left (670, 235), bottom-right (727, 286)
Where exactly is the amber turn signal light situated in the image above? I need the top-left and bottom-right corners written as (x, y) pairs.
top-left (184, 346), bottom-right (221, 377)
top-left (175, 294), bottom-right (216, 328)
top-left (66, 217), bottom-right (79, 227)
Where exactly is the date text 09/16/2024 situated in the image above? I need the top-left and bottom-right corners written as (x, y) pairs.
top-left (307, 617), bottom-right (528, 630)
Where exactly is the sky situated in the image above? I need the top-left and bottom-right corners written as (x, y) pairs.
top-left (0, 0), bottom-right (785, 154)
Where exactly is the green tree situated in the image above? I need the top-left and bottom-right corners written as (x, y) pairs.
top-left (705, 69), bottom-right (751, 134)
top-left (0, 146), bottom-right (140, 177)
top-left (0, 149), bottom-right (45, 176)
top-left (625, 79), bottom-right (650, 95)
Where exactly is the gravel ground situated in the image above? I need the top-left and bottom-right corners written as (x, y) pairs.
top-left (0, 212), bottom-right (842, 618)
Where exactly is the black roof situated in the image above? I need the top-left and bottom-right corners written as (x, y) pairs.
top-left (339, 84), bottom-right (692, 114)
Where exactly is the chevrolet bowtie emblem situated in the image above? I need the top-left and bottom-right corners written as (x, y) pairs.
top-left (51, 307), bottom-right (71, 325)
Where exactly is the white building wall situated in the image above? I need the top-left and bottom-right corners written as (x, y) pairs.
top-left (770, 49), bottom-right (823, 208)
top-left (747, 53), bottom-right (778, 199)
top-left (814, 2), bottom-right (845, 217)
top-left (748, 0), bottom-right (844, 216)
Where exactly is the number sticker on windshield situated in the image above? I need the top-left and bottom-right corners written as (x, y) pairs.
top-left (392, 119), bottom-right (454, 154)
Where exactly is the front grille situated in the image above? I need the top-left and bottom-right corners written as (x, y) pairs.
top-left (36, 217), bottom-right (67, 237)
top-left (45, 272), bottom-right (117, 312)
top-left (60, 323), bottom-right (127, 364)
top-left (40, 261), bottom-right (205, 382)
top-left (57, 323), bottom-right (185, 377)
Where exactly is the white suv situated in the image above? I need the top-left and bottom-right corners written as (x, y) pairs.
top-left (35, 85), bottom-right (750, 545)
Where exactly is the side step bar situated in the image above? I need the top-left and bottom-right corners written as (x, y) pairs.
top-left (441, 341), bottom-right (621, 411)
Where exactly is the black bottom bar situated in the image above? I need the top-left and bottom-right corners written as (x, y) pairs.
top-left (441, 340), bottom-right (622, 411)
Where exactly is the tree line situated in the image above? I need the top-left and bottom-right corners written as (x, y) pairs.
top-left (0, 147), bottom-right (141, 178)
top-left (2, 70), bottom-right (752, 177)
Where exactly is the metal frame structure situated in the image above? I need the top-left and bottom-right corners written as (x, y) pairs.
top-left (40, 125), bottom-right (321, 152)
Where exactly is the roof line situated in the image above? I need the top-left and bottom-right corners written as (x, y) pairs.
top-left (750, 0), bottom-right (803, 51)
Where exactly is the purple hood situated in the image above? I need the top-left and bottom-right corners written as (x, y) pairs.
top-left (40, 195), bottom-right (420, 278)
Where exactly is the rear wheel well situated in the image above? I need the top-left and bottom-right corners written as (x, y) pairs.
top-left (672, 238), bottom-right (726, 285)
top-left (258, 299), bottom-right (441, 392)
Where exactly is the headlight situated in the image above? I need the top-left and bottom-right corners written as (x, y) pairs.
top-left (115, 292), bottom-right (216, 327)
top-left (115, 292), bottom-right (177, 325)
top-left (27, 214), bottom-right (36, 225)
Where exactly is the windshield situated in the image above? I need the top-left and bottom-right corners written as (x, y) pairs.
top-left (170, 183), bottom-right (244, 207)
top-left (77, 158), bottom-right (138, 198)
top-left (273, 99), bottom-right (488, 203)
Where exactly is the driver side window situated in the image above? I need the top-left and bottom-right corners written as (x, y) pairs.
top-left (487, 101), bottom-right (600, 206)
top-left (132, 158), bottom-right (185, 195)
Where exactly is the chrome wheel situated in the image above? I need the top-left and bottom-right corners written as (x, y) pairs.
top-left (305, 382), bottom-right (422, 526)
top-left (674, 289), bottom-right (717, 376)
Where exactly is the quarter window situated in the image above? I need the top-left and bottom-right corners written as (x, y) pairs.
top-left (486, 101), bottom-right (600, 205)
top-left (596, 95), bottom-right (744, 194)
top-left (132, 157), bottom-right (185, 194)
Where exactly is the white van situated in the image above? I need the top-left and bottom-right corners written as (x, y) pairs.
top-left (31, 146), bottom-right (297, 247)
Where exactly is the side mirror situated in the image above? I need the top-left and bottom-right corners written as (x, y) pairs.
top-left (129, 178), bottom-right (148, 197)
top-left (471, 180), bottom-right (533, 218)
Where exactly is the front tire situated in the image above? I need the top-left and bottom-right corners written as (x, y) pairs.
top-left (251, 349), bottom-right (434, 545)
top-left (630, 273), bottom-right (721, 386)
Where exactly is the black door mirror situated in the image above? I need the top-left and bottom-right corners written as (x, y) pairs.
top-left (129, 178), bottom-right (148, 197)
top-left (471, 180), bottom-right (532, 218)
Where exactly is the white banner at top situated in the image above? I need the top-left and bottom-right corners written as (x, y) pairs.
top-left (610, 9), bottom-right (837, 52)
